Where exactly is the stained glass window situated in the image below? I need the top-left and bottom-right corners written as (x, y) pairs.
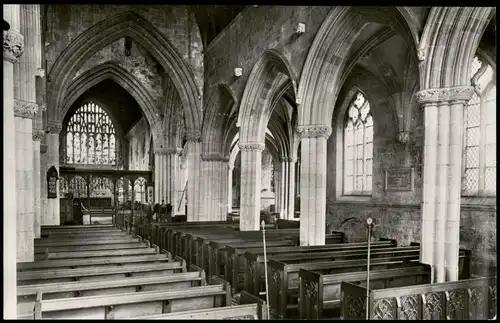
top-left (66, 102), bottom-right (117, 165)
top-left (462, 55), bottom-right (496, 196)
top-left (344, 91), bottom-right (373, 195)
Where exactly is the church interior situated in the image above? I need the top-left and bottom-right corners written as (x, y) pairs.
top-left (3, 5), bottom-right (497, 320)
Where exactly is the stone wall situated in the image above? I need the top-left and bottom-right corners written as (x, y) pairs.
top-left (126, 117), bottom-right (151, 171)
top-left (45, 4), bottom-right (203, 93)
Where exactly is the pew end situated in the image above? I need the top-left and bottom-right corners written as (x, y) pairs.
top-left (160, 249), bottom-right (172, 261)
top-left (33, 291), bottom-right (43, 319)
top-left (240, 290), bottom-right (269, 320)
top-left (173, 256), bottom-right (187, 272)
top-left (211, 276), bottom-right (232, 306)
top-left (151, 244), bottom-right (159, 254)
top-left (188, 263), bottom-right (207, 285)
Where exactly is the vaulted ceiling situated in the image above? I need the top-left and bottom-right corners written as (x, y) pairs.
top-left (190, 5), bottom-right (247, 48)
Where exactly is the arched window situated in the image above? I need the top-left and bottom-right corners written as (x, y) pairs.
top-left (66, 102), bottom-right (117, 165)
top-left (344, 91), bottom-right (373, 195)
top-left (462, 55), bottom-right (496, 196)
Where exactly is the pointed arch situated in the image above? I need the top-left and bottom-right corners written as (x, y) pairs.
top-left (47, 11), bottom-right (201, 134)
top-left (238, 49), bottom-right (297, 144)
top-left (202, 83), bottom-right (238, 154)
top-left (62, 62), bottom-right (159, 133)
top-left (297, 6), bottom-right (419, 126)
top-left (418, 7), bottom-right (495, 89)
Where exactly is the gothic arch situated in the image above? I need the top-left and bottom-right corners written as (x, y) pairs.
top-left (62, 62), bottom-right (159, 135)
top-left (202, 84), bottom-right (238, 154)
top-left (238, 49), bottom-right (297, 144)
top-left (47, 11), bottom-right (201, 134)
top-left (418, 7), bottom-right (496, 89)
top-left (297, 6), bottom-right (419, 126)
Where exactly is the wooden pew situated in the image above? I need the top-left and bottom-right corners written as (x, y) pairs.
top-left (244, 242), bottom-right (408, 295)
top-left (34, 241), bottom-right (148, 254)
top-left (225, 240), bottom-right (395, 294)
top-left (41, 230), bottom-right (127, 238)
top-left (165, 225), bottom-right (237, 255)
top-left (239, 290), bottom-right (270, 320)
top-left (33, 283), bottom-right (231, 319)
top-left (206, 239), bottom-right (296, 286)
top-left (41, 224), bottom-right (114, 231)
top-left (34, 236), bottom-right (141, 248)
top-left (17, 261), bottom-right (185, 285)
top-left (18, 271), bottom-right (206, 317)
top-left (44, 247), bottom-right (158, 260)
top-left (299, 264), bottom-right (432, 319)
top-left (267, 250), bottom-right (471, 319)
top-left (18, 253), bottom-right (172, 271)
top-left (131, 304), bottom-right (263, 320)
top-left (341, 276), bottom-right (497, 320)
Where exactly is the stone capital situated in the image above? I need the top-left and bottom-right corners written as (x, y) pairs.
top-left (32, 130), bottom-right (45, 141)
top-left (185, 131), bottom-right (202, 142)
top-left (397, 131), bottom-right (410, 144)
top-left (415, 86), bottom-right (475, 106)
top-left (46, 121), bottom-right (63, 134)
top-left (297, 124), bottom-right (332, 139)
top-left (238, 142), bottom-right (265, 152)
top-left (3, 29), bottom-right (24, 63)
top-left (201, 153), bottom-right (230, 162)
top-left (14, 99), bottom-right (38, 119)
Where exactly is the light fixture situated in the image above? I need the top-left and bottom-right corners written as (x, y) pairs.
top-left (295, 23), bottom-right (305, 35)
top-left (234, 68), bottom-right (243, 77)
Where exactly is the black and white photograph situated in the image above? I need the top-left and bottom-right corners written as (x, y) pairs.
top-left (3, 5), bottom-right (496, 320)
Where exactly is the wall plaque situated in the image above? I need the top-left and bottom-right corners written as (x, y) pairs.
top-left (147, 185), bottom-right (154, 204)
top-left (384, 167), bottom-right (414, 191)
top-left (47, 166), bottom-right (59, 199)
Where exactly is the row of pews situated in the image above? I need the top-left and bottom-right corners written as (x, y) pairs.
top-left (135, 220), bottom-right (497, 320)
top-left (17, 224), bottom-right (267, 319)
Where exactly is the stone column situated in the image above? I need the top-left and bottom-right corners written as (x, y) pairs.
top-left (238, 142), bottom-right (265, 231)
top-left (3, 5), bottom-right (24, 318)
top-left (228, 165), bottom-right (233, 213)
top-left (297, 125), bottom-right (331, 246)
top-left (33, 130), bottom-right (44, 238)
top-left (274, 164), bottom-right (281, 215)
top-left (416, 87), bottom-right (474, 283)
top-left (201, 154), bottom-right (229, 221)
top-left (175, 152), bottom-right (187, 215)
top-left (42, 121), bottom-right (62, 226)
top-left (153, 149), bottom-right (168, 204)
top-left (287, 158), bottom-right (297, 220)
top-left (165, 148), bottom-right (182, 212)
top-left (186, 132), bottom-right (202, 221)
top-left (281, 158), bottom-right (289, 218)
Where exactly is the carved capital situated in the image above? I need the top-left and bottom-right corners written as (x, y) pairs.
top-left (201, 153), bottom-right (230, 162)
top-left (14, 99), bottom-right (38, 119)
top-left (417, 48), bottom-right (426, 61)
top-left (238, 142), bottom-right (265, 152)
top-left (32, 130), bottom-right (45, 141)
top-left (396, 131), bottom-right (411, 144)
top-left (46, 121), bottom-right (63, 134)
top-left (185, 131), bottom-right (202, 142)
top-left (35, 68), bottom-right (45, 78)
top-left (3, 29), bottom-right (24, 63)
top-left (297, 125), bottom-right (332, 139)
top-left (415, 86), bottom-right (475, 106)
top-left (157, 147), bottom-right (182, 155)
top-left (40, 144), bottom-right (48, 154)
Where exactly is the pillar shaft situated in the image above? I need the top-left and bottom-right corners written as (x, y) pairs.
top-left (186, 134), bottom-right (202, 221)
top-left (274, 166), bottom-right (281, 214)
top-left (282, 159), bottom-right (289, 218)
top-left (201, 154), bottom-right (229, 221)
top-left (33, 131), bottom-right (43, 238)
top-left (287, 159), bottom-right (296, 220)
top-left (298, 125), bottom-right (331, 246)
top-left (279, 161), bottom-right (286, 218)
top-left (239, 142), bottom-right (265, 231)
top-left (3, 4), bottom-right (24, 318)
top-left (416, 86), bottom-right (474, 283)
top-left (41, 123), bottom-right (61, 226)
top-left (228, 165), bottom-right (233, 213)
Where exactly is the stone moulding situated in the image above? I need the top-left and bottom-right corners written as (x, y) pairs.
top-left (415, 86), bottom-right (475, 105)
top-left (238, 142), bottom-right (265, 152)
top-left (154, 147), bottom-right (182, 155)
top-left (185, 131), bottom-right (202, 142)
top-left (32, 130), bottom-right (45, 141)
top-left (14, 99), bottom-right (38, 119)
top-left (3, 29), bottom-right (24, 62)
top-left (297, 125), bottom-right (332, 139)
top-left (46, 121), bottom-right (63, 134)
top-left (200, 153), bottom-right (230, 162)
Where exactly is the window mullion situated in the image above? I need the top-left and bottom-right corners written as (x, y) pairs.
top-left (478, 95), bottom-right (486, 194)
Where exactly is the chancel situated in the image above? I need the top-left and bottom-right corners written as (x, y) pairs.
top-left (3, 5), bottom-right (496, 320)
